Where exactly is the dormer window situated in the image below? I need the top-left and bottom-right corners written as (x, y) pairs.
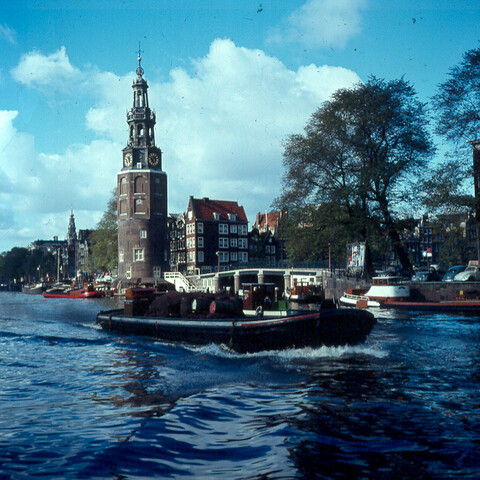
top-left (213, 212), bottom-right (220, 221)
top-left (228, 213), bottom-right (236, 221)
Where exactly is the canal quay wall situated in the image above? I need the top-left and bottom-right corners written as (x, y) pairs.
top-left (325, 277), bottom-right (480, 302)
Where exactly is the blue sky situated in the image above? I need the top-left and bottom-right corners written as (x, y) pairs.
top-left (1, 0), bottom-right (479, 253)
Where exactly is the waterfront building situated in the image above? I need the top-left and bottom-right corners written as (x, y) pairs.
top-left (117, 52), bottom-right (168, 282)
top-left (168, 213), bottom-right (187, 274)
top-left (184, 196), bottom-right (248, 274)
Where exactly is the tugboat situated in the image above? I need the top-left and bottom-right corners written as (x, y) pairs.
top-left (96, 285), bottom-right (376, 353)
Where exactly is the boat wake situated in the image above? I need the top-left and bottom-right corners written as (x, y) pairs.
top-left (184, 341), bottom-right (388, 360)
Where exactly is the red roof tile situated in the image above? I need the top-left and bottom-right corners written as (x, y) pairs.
top-left (189, 197), bottom-right (248, 222)
top-left (254, 211), bottom-right (281, 229)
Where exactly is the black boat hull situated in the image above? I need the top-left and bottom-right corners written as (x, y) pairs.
top-left (96, 308), bottom-right (376, 353)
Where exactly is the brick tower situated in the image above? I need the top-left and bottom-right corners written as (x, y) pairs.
top-left (117, 49), bottom-right (168, 281)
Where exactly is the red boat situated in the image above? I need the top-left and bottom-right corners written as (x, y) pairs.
top-left (43, 284), bottom-right (103, 299)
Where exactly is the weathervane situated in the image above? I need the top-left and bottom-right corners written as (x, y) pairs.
top-left (136, 42), bottom-right (144, 78)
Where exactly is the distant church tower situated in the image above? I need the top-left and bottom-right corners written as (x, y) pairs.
top-left (66, 209), bottom-right (77, 278)
top-left (117, 48), bottom-right (168, 281)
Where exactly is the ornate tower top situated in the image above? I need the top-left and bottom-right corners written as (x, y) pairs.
top-left (122, 45), bottom-right (162, 170)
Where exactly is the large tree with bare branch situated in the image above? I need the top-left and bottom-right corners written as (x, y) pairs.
top-left (276, 77), bottom-right (434, 273)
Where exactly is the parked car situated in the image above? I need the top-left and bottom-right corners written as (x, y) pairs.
top-left (454, 265), bottom-right (480, 282)
top-left (442, 265), bottom-right (466, 282)
top-left (411, 268), bottom-right (440, 282)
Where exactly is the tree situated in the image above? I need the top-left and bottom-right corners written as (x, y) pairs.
top-left (432, 46), bottom-right (480, 259)
top-left (89, 189), bottom-right (118, 273)
top-left (276, 77), bottom-right (434, 273)
top-left (432, 46), bottom-right (480, 148)
top-left (0, 247), bottom-right (56, 283)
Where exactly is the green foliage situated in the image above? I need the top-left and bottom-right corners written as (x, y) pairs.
top-left (275, 77), bottom-right (434, 272)
top-left (437, 227), bottom-right (471, 266)
top-left (418, 157), bottom-right (473, 215)
top-left (0, 247), bottom-right (56, 283)
top-left (89, 189), bottom-right (118, 273)
top-left (432, 46), bottom-right (480, 149)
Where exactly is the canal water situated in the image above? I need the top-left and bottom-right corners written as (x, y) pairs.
top-left (0, 291), bottom-right (479, 479)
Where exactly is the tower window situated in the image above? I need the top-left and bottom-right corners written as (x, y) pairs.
top-left (140, 230), bottom-right (147, 239)
top-left (134, 248), bottom-right (144, 262)
top-left (134, 176), bottom-right (145, 193)
top-left (134, 198), bottom-right (146, 214)
top-left (120, 177), bottom-right (128, 195)
top-left (119, 200), bottom-right (127, 215)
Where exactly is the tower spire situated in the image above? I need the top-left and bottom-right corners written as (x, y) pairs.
top-left (136, 42), bottom-right (144, 78)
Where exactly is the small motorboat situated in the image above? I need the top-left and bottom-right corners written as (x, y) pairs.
top-left (22, 283), bottom-right (45, 295)
top-left (43, 283), bottom-right (103, 299)
top-left (96, 287), bottom-right (376, 353)
top-left (339, 276), bottom-right (410, 308)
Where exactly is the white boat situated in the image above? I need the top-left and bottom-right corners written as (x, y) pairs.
top-left (339, 276), bottom-right (410, 308)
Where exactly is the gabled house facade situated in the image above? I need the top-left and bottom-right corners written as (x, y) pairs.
top-left (185, 196), bottom-right (248, 274)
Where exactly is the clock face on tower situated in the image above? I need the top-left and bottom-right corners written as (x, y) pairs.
top-left (124, 153), bottom-right (133, 167)
top-left (148, 152), bottom-right (159, 167)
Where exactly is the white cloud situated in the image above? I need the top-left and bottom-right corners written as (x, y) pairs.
top-left (11, 46), bottom-right (82, 94)
top-left (267, 0), bottom-right (366, 49)
top-left (2, 39), bottom-right (360, 252)
top-left (0, 109), bottom-right (119, 250)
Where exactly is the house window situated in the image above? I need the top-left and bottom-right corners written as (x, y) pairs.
top-left (219, 237), bottom-right (228, 249)
top-left (197, 222), bottom-right (204, 234)
top-left (219, 223), bottom-right (228, 234)
top-left (153, 266), bottom-right (162, 278)
top-left (140, 230), bottom-right (147, 239)
top-left (119, 250), bottom-right (124, 263)
top-left (219, 251), bottom-right (229, 263)
top-left (230, 251), bottom-right (238, 261)
top-left (239, 224), bottom-right (248, 235)
top-left (134, 248), bottom-right (144, 262)
top-left (198, 237), bottom-right (204, 248)
top-left (230, 224), bottom-right (237, 234)
top-left (239, 252), bottom-right (248, 263)
top-left (238, 238), bottom-right (248, 249)
top-left (230, 238), bottom-right (237, 248)
top-left (126, 267), bottom-right (132, 279)
top-left (198, 251), bottom-right (204, 263)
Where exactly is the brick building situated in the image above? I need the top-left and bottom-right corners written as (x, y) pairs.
top-left (185, 196), bottom-right (248, 274)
